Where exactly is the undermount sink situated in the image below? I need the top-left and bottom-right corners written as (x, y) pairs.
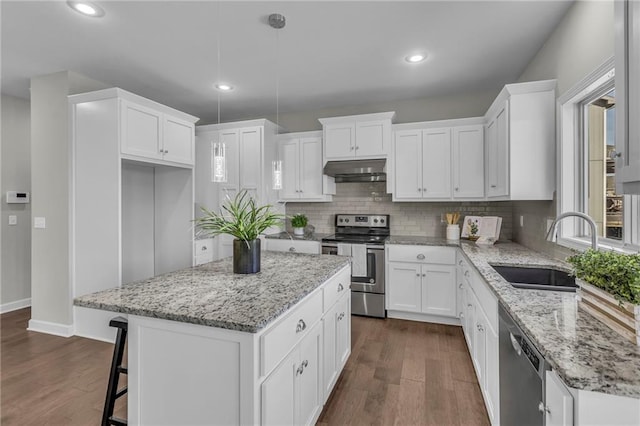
top-left (491, 265), bottom-right (578, 292)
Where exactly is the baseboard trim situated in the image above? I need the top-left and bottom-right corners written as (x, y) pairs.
top-left (1, 298), bottom-right (31, 314)
top-left (27, 319), bottom-right (74, 337)
top-left (387, 310), bottom-right (462, 326)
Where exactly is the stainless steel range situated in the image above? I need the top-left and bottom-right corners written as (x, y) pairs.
top-left (321, 214), bottom-right (390, 318)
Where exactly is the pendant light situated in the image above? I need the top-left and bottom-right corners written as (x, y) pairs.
top-left (270, 13), bottom-right (285, 190)
top-left (212, 3), bottom-right (227, 183)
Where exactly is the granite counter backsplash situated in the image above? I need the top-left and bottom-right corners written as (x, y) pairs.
top-left (74, 252), bottom-right (349, 333)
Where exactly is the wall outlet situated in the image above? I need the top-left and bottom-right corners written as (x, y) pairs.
top-left (519, 215), bottom-right (524, 227)
top-left (8, 215), bottom-right (17, 225)
top-left (34, 217), bottom-right (46, 229)
top-left (440, 213), bottom-right (447, 224)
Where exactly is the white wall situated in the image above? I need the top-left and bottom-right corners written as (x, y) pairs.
top-left (228, 89), bottom-right (499, 133)
top-left (1, 95), bottom-right (32, 312)
top-left (513, 0), bottom-right (614, 256)
top-left (29, 71), bottom-right (108, 333)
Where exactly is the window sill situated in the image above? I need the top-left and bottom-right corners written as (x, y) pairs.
top-left (557, 237), bottom-right (639, 254)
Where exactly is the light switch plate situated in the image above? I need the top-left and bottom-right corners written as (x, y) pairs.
top-left (34, 217), bottom-right (46, 229)
top-left (8, 215), bottom-right (17, 225)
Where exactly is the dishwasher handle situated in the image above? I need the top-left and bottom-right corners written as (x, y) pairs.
top-left (510, 332), bottom-right (523, 356)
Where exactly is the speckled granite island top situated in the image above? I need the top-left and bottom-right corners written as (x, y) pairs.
top-left (74, 252), bottom-right (349, 333)
top-left (264, 231), bottom-right (328, 241)
top-left (462, 242), bottom-right (640, 399)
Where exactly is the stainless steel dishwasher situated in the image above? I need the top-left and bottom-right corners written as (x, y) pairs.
top-left (499, 303), bottom-right (550, 426)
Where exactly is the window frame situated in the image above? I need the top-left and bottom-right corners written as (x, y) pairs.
top-left (557, 57), bottom-right (639, 253)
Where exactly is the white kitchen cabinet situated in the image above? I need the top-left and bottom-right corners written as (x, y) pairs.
top-left (615, 0), bottom-right (640, 194)
top-left (121, 99), bottom-right (195, 167)
top-left (393, 128), bottom-right (451, 200)
top-left (386, 245), bottom-right (458, 322)
top-left (277, 132), bottom-right (333, 202)
top-left (545, 370), bottom-right (574, 426)
top-left (322, 289), bottom-right (350, 402)
top-left (69, 88), bottom-right (197, 341)
top-left (484, 80), bottom-right (556, 200)
top-left (319, 112), bottom-right (395, 162)
top-left (264, 238), bottom-right (321, 255)
top-left (452, 125), bottom-right (485, 199)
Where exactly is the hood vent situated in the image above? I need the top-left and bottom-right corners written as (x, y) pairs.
top-left (323, 159), bottom-right (387, 183)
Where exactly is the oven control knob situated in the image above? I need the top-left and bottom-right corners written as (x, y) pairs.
top-left (380, 219), bottom-right (385, 224)
top-left (374, 219), bottom-right (379, 223)
top-left (345, 219), bottom-right (350, 223)
top-left (339, 218), bottom-right (344, 223)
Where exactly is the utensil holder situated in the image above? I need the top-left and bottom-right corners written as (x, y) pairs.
top-left (446, 224), bottom-right (460, 240)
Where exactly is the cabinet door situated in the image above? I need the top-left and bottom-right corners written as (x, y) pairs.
top-left (463, 285), bottom-right (476, 354)
top-left (279, 139), bottom-right (300, 200)
top-left (297, 322), bottom-right (323, 426)
top-left (393, 130), bottom-right (423, 200)
top-left (239, 127), bottom-right (262, 199)
top-left (355, 120), bottom-right (386, 157)
top-left (545, 370), bottom-right (574, 426)
top-left (487, 106), bottom-right (509, 197)
top-left (473, 303), bottom-right (486, 386)
top-left (335, 293), bottom-right (351, 369)
top-left (299, 137), bottom-right (324, 199)
top-left (324, 123), bottom-right (355, 160)
top-left (322, 303), bottom-right (338, 400)
top-left (163, 116), bottom-right (194, 165)
top-left (484, 323), bottom-right (500, 425)
top-left (261, 348), bottom-right (296, 426)
top-left (421, 264), bottom-right (456, 317)
top-left (453, 125), bottom-right (485, 198)
top-left (121, 101), bottom-right (162, 160)
top-left (422, 128), bottom-right (452, 199)
top-left (387, 262), bottom-right (422, 312)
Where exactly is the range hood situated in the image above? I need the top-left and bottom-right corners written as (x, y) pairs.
top-left (323, 159), bottom-right (386, 183)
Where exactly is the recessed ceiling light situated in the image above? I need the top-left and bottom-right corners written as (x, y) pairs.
top-left (67, 1), bottom-right (105, 17)
top-left (405, 53), bottom-right (427, 63)
top-left (215, 83), bottom-right (234, 92)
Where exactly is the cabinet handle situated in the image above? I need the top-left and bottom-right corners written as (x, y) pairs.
top-left (455, 187), bottom-right (459, 191)
top-left (289, 247), bottom-right (296, 252)
top-left (458, 259), bottom-right (463, 266)
top-left (422, 273), bottom-right (426, 277)
top-left (423, 188), bottom-right (427, 192)
top-left (490, 185), bottom-right (497, 188)
top-left (337, 283), bottom-right (344, 292)
top-left (201, 246), bottom-right (207, 251)
top-left (355, 146), bottom-right (359, 150)
top-left (464, 270), bottom-right (470, 277)
top-left (338, 312), bottom-right (345, 321)
top-left (538, 402), bottom-right (551, 414)
top-left (467, 303), bottom-right (472, 308)
top-left (296, 364), bottom-right (305, 376)
top-left (416, 273), bottom-right (421, 277)
top-left (417, 254), bottom-right (425, 260)
top-left (350, 146), bottom-right (355, 151)
top-left (164, 150), bottom-right (168, 154)
top-left (459, 283), bottom-right (463, 289)
top-left (296, 319), bottom-right (306, 333)
top-left (477, 324), bottom-right (484, 332)
top-left (417, 188), bottom-right (422, 192)
top-left (459, 312), bottom-right (464, 318)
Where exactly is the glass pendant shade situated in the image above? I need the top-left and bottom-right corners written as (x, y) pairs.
top-left (272, 160), bottom-right (283, 190)
top-left (212, 142), bottom-right (227, 183)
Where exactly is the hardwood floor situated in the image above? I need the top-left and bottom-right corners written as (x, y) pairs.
top-left (317, 316), bottom-right (489, 426)
top-left (1, 309), bottom-right (488, 425)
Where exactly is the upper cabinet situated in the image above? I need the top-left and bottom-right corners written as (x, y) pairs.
top-left (277, 131), bottom-right (334, 202)
top-left (392, 119), bottom-right (484, 201)
top-left (615, 0), bottom-right (640, 194)
top-left (120, 97), bottom-right (197, 167)
top-left (484, 80), bottom-right (556, 200)
top-left (319, 112), bottom-right (395, 162)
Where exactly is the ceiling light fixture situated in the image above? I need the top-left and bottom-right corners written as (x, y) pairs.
top-left (215, 83), bottom-right (233, 92)
top-left (269, 13), bottom-right (286, 191)
top-left (67, 1), bottom-right (105, 17)
top-left (405, 53), bottom-right (427, 63)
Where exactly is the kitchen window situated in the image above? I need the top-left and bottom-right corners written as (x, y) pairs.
top-left (558, 59), bottom-right (640, 251)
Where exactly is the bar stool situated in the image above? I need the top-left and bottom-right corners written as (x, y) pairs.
top-left (102, 316), bottom-right (128, 426)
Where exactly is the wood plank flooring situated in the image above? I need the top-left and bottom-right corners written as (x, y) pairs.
top-left (317, 316), bottom-right (489, 426)
top-left (1, 308), bottom-right (488, 425)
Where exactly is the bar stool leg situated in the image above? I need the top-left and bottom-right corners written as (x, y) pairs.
top-left (102, 317), bottom-right (128, 426)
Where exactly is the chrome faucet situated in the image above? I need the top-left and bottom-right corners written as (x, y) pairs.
top-left (545, 212), bottom-right (598, 250)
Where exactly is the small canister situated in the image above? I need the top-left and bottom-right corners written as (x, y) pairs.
top-left (446, 224), bottom-right (460, 241)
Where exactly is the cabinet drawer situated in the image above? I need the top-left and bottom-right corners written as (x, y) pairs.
top-left (261, 290), bottom-right (323, 376)
top-left (463, 264), bottom-right (498, 331)
top-left (323, 266), bottom-right (350, 311)
top-left (387, 245), bottom-right (456, 265)
top-left (266, 239), bottom-right (321, 254)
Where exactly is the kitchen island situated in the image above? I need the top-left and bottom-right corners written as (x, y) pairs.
top-left (75, 252), bottom-right (351, 426)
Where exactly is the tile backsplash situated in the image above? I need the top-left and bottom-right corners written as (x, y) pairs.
top-left (284, 182), bottom-right (513, 240)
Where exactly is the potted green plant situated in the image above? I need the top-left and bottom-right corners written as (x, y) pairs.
top-left (291, 214), bottom-right (308, 236)
top-left (567, 249), bottom-right (640, 345)
top-left (194, 190), bottom-right (284, 274)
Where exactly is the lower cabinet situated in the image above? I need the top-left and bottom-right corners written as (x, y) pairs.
top-left (323, 292), bottom-right (351, 399)
top-left (262, 321), bottom-right (323, 426)
top-left (545, 370), bottom-right (574, 426)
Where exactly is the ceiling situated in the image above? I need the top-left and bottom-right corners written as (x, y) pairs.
top-left (2, 1), bottom-right (574, 125)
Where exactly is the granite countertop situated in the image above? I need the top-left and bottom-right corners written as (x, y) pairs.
top-left (264, 231), bottom-right (328, 242)
top-left (74, 252), bottom-right (349, 333)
